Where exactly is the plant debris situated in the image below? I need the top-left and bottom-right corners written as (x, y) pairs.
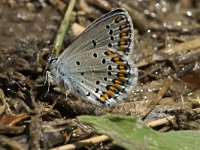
top-left (0, 0), bottom-right (199, 149)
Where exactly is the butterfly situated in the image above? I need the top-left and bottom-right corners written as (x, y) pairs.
top-left (47, 8), bottom-right (138, 106)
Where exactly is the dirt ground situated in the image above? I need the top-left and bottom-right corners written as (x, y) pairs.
top-left (0, 0), bottom-right (200, 149)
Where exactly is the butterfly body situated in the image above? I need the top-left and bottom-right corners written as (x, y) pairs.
top-left (48, 8), bottom-right (138, 106)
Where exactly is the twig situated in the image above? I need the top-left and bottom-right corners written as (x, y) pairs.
top-left (29, 115), bottom-right (43, 150)
top-left (0, 113), bottom-right (29, 126)
top-left (0, 89), bottom-right (8, 115)
top-left (49, 135), bottom-right (110, 150)
top-left (86, 0), bottom-right (112, 12)
top-left (162, 38), bottom-right (200, 55)
top-left (141, 78), bottom-right (173, 119)
top-left (188, 96), bottom-right (200, 106)
top-left (147, 116), bottom-right (175, 128)
top-left (53, 0), bottom-right (76, 56)
top-left (136, 38), bottom-right (200, 68)
top-left (0, 135), bottom-right (25, 150)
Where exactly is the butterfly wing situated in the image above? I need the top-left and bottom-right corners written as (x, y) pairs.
top-left (58, 48), bottom-right (137, 106)
top-left (54, 8), bottom-right (137, 106)
top-left (59, 8), bottom-right (134, 59)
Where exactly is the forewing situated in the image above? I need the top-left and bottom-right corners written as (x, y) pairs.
top-left (59, 8), bottom-right (134, 60)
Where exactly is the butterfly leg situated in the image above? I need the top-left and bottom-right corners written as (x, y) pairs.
top-left (44, 71), bottom-right (54, 96)
top-left (64, 88), bottom-right (72, 100)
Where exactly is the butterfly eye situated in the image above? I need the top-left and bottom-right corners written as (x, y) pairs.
top-left (49, 57), bottom-right (58, 64)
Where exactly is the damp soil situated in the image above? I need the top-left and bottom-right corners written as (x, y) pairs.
top-left (0, 0), bottom-right (200, 149)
